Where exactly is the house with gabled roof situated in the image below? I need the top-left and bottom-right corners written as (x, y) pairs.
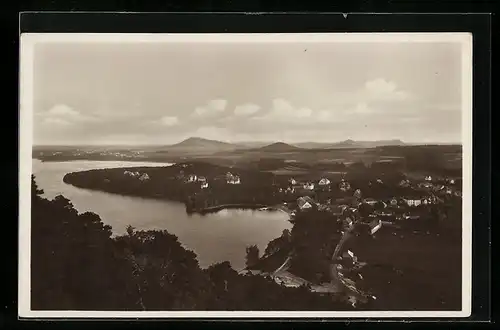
top-left (318, 178), bottom-right (331, 186)
top-left (297, 196), bottom-right (315, 210)
top-left (402, 213), bottom-right (421, 220)
top-left (330, 205), bottom-right (347, 216)
top-left (405, 199), bottom-right (422, 207)
top-left (362, 198), bottom-right (378, 206)
top-left (187, 174), bottom-right (198, 182)
top-left (226, 172), bottom-right (241, 184)
top-left (399, 179), bottom-right (411, 187)
top-left (339, 179), bottom-right (351, 192)
top-left (369, 219), bottom-right (382, 235)
top-left (303, 182), bottom-right (315, 190)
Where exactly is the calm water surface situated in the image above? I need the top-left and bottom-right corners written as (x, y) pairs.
top-left (32, 159), bottom-right (292, 270)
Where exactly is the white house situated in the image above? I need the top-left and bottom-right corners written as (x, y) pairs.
top-left (201, 182), bottom-right (209, 189)
top-left (330, 205), bottom-right (346, 215)
top-left (318, 178), bottom-right (331, 186)
top-left (403, 214), bottom-right (421, 220)
top-left (370, 219), bottom-right (382, 235)
top-left (227, 175), bottom-right (241, 184)
top-left (353, 188), bottom-right (362, 199)
top-left (363, 198), bottom-right (378, 206)
top-left (420, 182), bottom-right (433, 189)
top-left (198, 176), bottom-right (207, 183)
top-left (374, 210), bottom-right (394, 217)
top-left (297, 196), bottom-right (315, 210)
top-left (303, 182), bottom-right (315, 190)
top-left (376, 179), bottom-right (384, 184)
top-left (187, 174), bottom-right (198, 182)
top-left (339, 179), bottom-right (351, 192)
top-left (347, 250), bottom-right (358, 263)
top-left (425, 175), bottom-right (432, 181)
top-left (344, 217), bottom-right (354, 227)
top-left (403, 197), bottom-right (422, 207)
top-left (139, 173), bottom-right (150, 181)
top-left (399, 179), bottom-right (411, 187)
top-left (289, 178), bottom-right (297, 185)
top-left (390, 198), bottom-right (398, 206)
top-left (124, 170), bottom-right (140, 177)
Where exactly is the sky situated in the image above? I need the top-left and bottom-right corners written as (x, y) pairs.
top-left (31, 38), bottom-right (464, 145)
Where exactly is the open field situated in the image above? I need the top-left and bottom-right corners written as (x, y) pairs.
top-left (34, 144), bottom-right (462, 179)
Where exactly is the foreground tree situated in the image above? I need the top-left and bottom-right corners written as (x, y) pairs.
top-left (30, 176), bottom-right (351, 311)
top-left (245, 245), bottom-right (260, 268)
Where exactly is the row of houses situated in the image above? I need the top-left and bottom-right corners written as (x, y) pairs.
top-left (123, 170), bottom-right (150, 181)
top-left (186, 174), bottom-right (210, 189)
top-left (288, 177), bottom-right (352, 192)
top-left (399, 176), bottom-right (461, 198)
top-left (184, 171), bottom-right (242, 189)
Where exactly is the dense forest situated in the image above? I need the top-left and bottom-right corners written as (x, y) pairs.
top-left (31, 175), bottom-right (353, 311)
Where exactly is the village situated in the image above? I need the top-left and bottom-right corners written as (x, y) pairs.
top-left (63, 160), bottom-right (463, 308)
top-left (118, 163), bottom-right (462, 230)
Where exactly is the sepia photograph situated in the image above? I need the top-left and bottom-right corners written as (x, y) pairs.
top-left (19, 32), bottom-right (472, 318)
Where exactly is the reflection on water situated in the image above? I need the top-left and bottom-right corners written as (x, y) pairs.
top-left (31, 159), bottom-right (292, 270)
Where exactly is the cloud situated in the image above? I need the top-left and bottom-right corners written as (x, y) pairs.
top-left (252, 98), bottom-right (345, 126)
top-left (43, 104), bottom-right (99, 123)
top-left (431, 103), bottom-right (461, 112)
top-left (48, 104), bottom-right (80, 116)
top-left (352, 102), bottom-right (372, 115)
top-left (191, 126), bottom-right (252, 142)
top-left (192, 99), bottom-right (228, 117)
top-left (363, 78), bottom-right (411, 101)
top-left (365, 78), bottom-right (397, 94)
top-left (253, 98), bottom-right (313, 121)
top-left (160, 116), bottom-right (179, 126)
top-left (295, 107), bottom-right (313, 118)
top-left (42, 117), bottom-right (71, 126)
top-left (193, 106), bottom-right (210, 116)
top-left (234, 103), bottom-right (261, 116)
top-left (208, 99), bottom-right (228, 112)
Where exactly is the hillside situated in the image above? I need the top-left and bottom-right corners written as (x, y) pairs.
top-left (167, 137), bottom-right (238, 152)
top-left (295, 140), bottom-right (406, 149)
top-left (258, 142), bottom-right (302, 152)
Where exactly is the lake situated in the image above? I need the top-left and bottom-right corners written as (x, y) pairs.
top-left (31, 159), bottom-right (292, 271)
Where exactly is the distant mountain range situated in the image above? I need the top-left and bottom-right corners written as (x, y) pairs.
top-left (294, 139), bottom-right (406, 149)
top-left (166, 137), bottom-right (407, 152)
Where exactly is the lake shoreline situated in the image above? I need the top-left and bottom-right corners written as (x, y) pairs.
top-left (34, 157), bottom-right (178, 164)
top-left (32, 159), bottom-right (293, 271)
top-left (63, 179), bottom-right (280, 217)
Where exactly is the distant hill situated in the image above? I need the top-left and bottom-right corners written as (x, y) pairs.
top-left (295, 139), bottom-right (406, 149)
top-left (167, 137), bottom-right (238, 152)
top-left (258, 142), bottom-right (302, 152)
top-left (236, 141), bottom-right (274, 149)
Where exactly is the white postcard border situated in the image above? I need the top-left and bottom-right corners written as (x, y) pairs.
top-left (19, 32), bottom-right (473, 319)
